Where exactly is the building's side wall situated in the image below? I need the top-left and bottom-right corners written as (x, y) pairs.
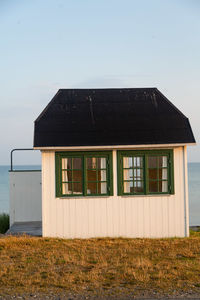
top-left (183, 145), bottom-right (189, 236)
top-left (9, 171), bottom-right (42, 226)
top-left (42, 147), bottom-right (187, 238)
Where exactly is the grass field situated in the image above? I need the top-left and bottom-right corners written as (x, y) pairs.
top-left (0, 232), bottom-right (200, 297)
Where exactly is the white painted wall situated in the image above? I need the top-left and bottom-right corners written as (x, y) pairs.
top-left (9, 171), bottom-right (42, 226)
top-left (42, 147), bottom-right (189, 238)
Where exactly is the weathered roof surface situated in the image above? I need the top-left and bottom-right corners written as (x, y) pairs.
top-left (34, 88), bottom-right (195, 147)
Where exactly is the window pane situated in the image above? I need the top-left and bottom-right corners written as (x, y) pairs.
top-left (123, 157), bottom-right (132, 168)
top-left (99, 182), bottom-right (107, 194)
top-left (62, 170), bottom-right (72, 182)
top-left (97, 157), bottom-right (106, 169)
top-left (134, 181), bottom-right (144, 193)
top-left (159, 181), bottom-right (168, 192)
top-left (99, 170), bottom-right (106, 181)
top-left (62, 183), bottom-right (72, 194)
top-left (134, 169), bottom-right (143, 180)
top-left (159, 168), bottom-right (168, 180)
top-left (87, 157), bottom-right (96, 169)
top-left (133, 157), bottom-right (143, 168)
top-left (73, 182), bottom-right (82, 194)
top-left (87, 182), bottom-right (97, 194)
top-left (62, 158), bottom-right (72, 169)
top-left (123, 169), bottom-right (133, 180)
top-left (87, 169), bottom-right (97, 181)
top-left (73, 170), bottom-right (82, 182)
top-left (73, 158), bottom-right (82, 169)
top-left (148, 169), bottom-right (157, 180)
top-left (148, 156), bottom-right (157, 168)
top-left (124, 181), bottom-right (133, 193)
top-left (158, 156), bottom-right (167, 168)
top-left (118, 152), bottom-right (171, 195)
top-left (149, 181), bottom-right (158, 193)
top-left (58, 153), bottom-right (111, 197)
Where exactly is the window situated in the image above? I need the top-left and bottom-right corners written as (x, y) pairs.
top-left (55, 152), bottom-right (113, 197)
top-left (117, 150), bottom-right (174, 195)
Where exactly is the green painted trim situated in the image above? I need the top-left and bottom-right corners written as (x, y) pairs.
top-left (144, 154), bottom-right (147, 194)
top-left (117, 149), bottom-right (174, 196)
top-left (55, 151), bottom-right (113, 198)
top-left (109, 151), bottom-right (113, 196)
top-left (83, 155), bottom-right (87, 196)
top-left (55, 152), bottom-right (61, 197)
top-left (118, 149), bottom-right (173, 156)
top-left (117, 151), bottom-right (122, 196)
top-left (169, 150), bottom-right (175, 194)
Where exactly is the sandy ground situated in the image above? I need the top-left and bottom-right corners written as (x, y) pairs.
top-left (1, 288), bottom-right (200, 299)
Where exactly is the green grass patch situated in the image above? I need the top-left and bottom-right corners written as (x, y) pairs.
top-left (0, 213), bottom-right (9, 234)
top-left (190, 229), bottom-right (200, 237)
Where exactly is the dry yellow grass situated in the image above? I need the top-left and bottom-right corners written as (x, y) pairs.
top-left (0, 232), bottom-right (200, 296)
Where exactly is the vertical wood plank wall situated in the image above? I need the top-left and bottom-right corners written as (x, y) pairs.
top-left (42, 147), bottom-right (187, 238)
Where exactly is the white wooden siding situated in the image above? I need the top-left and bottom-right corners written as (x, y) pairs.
top-left (9, 171), bottom-right (42, 226)
top-left (42, 147), bottom-right (188, 238)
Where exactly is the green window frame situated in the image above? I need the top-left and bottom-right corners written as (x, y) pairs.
top-left (55, 151), bottom-right (113, 197)
top-left (117, 150), bottom-right (174, 195)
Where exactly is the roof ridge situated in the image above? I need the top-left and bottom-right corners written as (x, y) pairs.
top-left (58, 87), bottom-right (157, 91)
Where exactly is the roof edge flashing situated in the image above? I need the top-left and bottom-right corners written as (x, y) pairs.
top-left (34, 142), bottom-right (196, 151)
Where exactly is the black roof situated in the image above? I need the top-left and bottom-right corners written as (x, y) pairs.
top-left (34, 88), bottom-right (195, 147)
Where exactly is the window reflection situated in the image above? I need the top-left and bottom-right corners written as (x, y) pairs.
top-left (86, 157), bottom-right (107, 195)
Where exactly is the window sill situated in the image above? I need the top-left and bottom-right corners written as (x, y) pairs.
top-left (56, 193), bottom-right (174, 199)
top-left (57, 195), bottom-right (111, 199)
top-left (118, 194), bottom-right (174, 197)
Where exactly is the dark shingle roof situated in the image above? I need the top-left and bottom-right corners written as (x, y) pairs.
top-left (34, 88), bottom-right (195, 147)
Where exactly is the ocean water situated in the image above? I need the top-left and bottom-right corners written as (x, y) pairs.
top-left (188, 163), bottom-right (200, 226)
top-left (0, 163), bottom-right (199, 225)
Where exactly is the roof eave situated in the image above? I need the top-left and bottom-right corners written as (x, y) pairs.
top-left (34, 142), bottom-right (196, 151)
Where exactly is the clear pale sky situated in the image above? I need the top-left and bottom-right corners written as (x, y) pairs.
top-left (0, 0), bottom-right (200, 165)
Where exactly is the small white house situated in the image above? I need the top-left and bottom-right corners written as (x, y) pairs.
top-left (34, 88), bottom-right (195, 238)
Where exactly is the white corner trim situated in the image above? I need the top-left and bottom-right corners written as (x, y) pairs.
top-left (183, 146), bottom-right (189, 237)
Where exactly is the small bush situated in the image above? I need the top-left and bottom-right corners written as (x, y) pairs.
top-left (0, 213), bottom-right (9, 234)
